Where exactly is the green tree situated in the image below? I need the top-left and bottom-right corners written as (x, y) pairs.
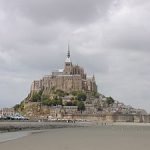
top-left (42, 99), bottom-right (51, 106)
top-left (41, 95), bottom-right (49, 101)
top-left (92, 91), bottom-right (100, 98)
top-left (55, 89), bottom-right (65, 97)
top-left (31, 91), bottom-right (43, 102)
top-left (14, 101), bottom-right (25, 112)
top-left (65, 101), bottom-right (73, 106)
top-left (106, 97), bottom-right (115, 106)
top-left (72, 100), bottom-right (78, 106)
top-left (77, 92), bottom-right (87, 101)
top-left (39, 90), bottom-right (43, 96)
top-left (76, 91), bottom-right (87, 101)
top-left (72, 91), bottom-right (78, 96)
top-left (41, 95), bottom-right (51, 106)
top-left (20, 101), bottom-right (25, 111)
top-left (14, 104), bottom-right (20, 112)
top-left (56, 98), bottom-right (63, 105)
top-left (77, 101), bottom-right (85, 113)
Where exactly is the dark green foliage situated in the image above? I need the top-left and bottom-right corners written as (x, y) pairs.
top-left (77, 101), bottom-right (85, 113)
top-left (42, 98), bottom-right (51, 106)
top-left (55, 98), bottom-right (63, 106)
top-left (30, 89), bottom-right (64, 106)
top-left (14, 101), bottom-right (25, 112)
top-left (65, 101), bottom-right (74, 106)
top-left (72, 91), bottom-right (79, 96)
top-left (41, 97), bottom-right (62, 106)
top-left (72, 91), bottom-right (87, 101)
top-left (20, 101), bottom-right (25, 111)
top-left (30, 90), bottom-right (43, 102)
top-left (31, 92), bottom-right (41, 102)
top-left (41, 95), bottom-right (49, 101)
top-left (41, 95), bottom-right (50, 105)
top-left (64, 100), bottom-right (78, 106)
top-left (72, 100), bottom-right (78, 106)
top-left (39, 90), bottom-right (43, 96)
top-left (92, 91), bottom-right (100, 98)
top-left (14, 104), bottom-right (20, 111)
top-left (106, 96), bottom-right (115, 106)
top-left (54, 89), bottom-right (65, 97)
top-left (76, 91), bottom-right (87, 101)
top-left (50, 98), bottom-right (62, 106)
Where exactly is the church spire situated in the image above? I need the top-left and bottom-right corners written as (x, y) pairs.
top-left (67, 44), bottom-right (70, 58)
top-left (65, 44), bottom-right (71, 63)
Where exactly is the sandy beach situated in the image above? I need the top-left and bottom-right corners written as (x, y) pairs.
top-left (1, 123), bottom-right (150, 150)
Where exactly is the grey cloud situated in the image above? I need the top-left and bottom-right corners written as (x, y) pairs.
top-left (0, 76), bottom-right (30, 107)
top-left (0, 0), bottom-right (116, 24)
top-left (0, 0), bottom-right (150, 112)
top-left (102, 23), bottom-right (150, 52)
top-left (72, 52), bottom-right (110, 74)
top-left (100, 0), bottom-right (150, 52)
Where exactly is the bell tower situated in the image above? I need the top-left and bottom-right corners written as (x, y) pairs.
top-left (64, 45), bottom-right (72, 74)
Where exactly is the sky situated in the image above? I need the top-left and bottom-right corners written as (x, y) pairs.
top-left (0, 0), bottom-right (150, 112)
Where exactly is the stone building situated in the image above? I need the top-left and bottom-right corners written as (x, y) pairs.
top-left (30, 49), bottom-right (97, 94)
top-left (0, 108), bottom-right (15, 116)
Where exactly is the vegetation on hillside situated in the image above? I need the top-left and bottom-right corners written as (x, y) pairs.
top-left (15, 88), bottom-right (115, 114)
top-left (72, 91), bottom-right (87, 101)
top-left (27, 90), bottom-right (87, 111)
top-left (41, 95), bottom-right (63, 106)
top-left (14, 101), bottom-right (25, 112)
top-left (77, 101), bottom-right (85, 113)
top-left (106, 96), bottom-right (115, 106)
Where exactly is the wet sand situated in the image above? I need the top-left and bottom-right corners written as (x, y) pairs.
top-left (1, 125), bottom-right (150, 150)
top-left (0, 121), bottom-right (92, 132)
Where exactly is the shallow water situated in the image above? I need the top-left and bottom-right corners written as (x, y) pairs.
top-left (0, 131), bottom-right (30, 143)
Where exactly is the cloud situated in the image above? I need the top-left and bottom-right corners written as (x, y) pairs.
top-left (101, 1), bottom-right (150, 52)
top-left (0, 0), bottom-right (150, 112)
top-left (0, 0), bottom-right (116, 24)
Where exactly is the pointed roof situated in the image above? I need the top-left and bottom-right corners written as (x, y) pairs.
top-left (65, 44), bottom-right (71, 63)
top-left (67, 44), bottom-right (70, 58)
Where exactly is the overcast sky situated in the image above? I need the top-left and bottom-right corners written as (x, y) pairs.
top-left (0, 0), bottom-right (150, 112)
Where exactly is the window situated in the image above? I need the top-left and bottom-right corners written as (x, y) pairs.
top-left (66, 63), bottom-right (70, 66)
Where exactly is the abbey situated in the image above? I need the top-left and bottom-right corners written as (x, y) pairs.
top-left (30, 49), bottom-right (97, 94)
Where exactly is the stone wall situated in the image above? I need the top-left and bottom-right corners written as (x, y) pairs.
top-left (62, 114), bottom-right (150, 123)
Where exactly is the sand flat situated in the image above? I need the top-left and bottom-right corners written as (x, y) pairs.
top-left (0, 126), bottom-right (150, 150)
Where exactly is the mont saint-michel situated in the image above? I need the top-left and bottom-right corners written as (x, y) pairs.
top-left (31, 49), bottom-right (97, 96)
top-left (10, 48), bottom-right (149, 123)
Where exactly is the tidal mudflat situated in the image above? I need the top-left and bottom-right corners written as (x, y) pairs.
top-left (0, 124), bottom-right (150, 150)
